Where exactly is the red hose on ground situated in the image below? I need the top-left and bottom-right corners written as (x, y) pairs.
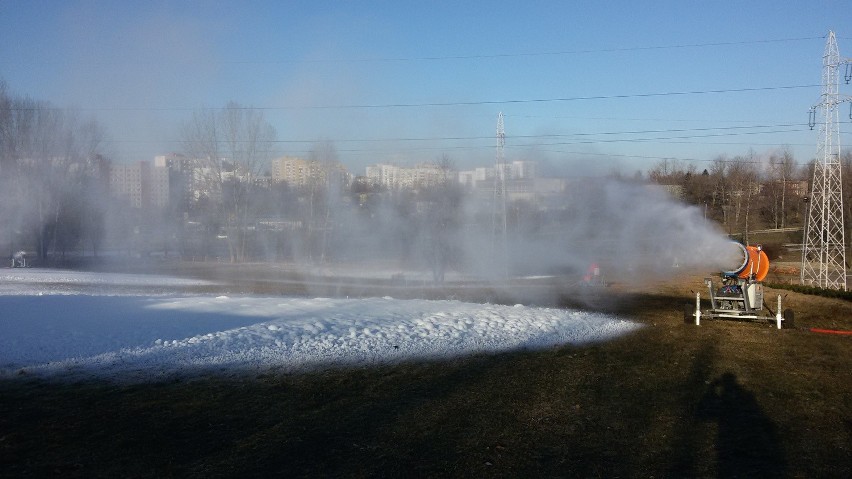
top-left (810, 328), bottom-right (852, 336)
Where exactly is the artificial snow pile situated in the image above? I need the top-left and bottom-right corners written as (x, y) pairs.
top-left (0, 268), bottom-right (215, 296)
top-left (0, 269), bottom-right (641, 382)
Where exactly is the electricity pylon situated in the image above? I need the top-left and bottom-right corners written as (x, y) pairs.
top-left (801, 31), bottom-right (851, 291)
top-left (492, 112), bottom-right (508, 279)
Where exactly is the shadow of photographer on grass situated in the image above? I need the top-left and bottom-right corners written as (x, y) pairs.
top-left (697, 372), bottom-right (787, 478)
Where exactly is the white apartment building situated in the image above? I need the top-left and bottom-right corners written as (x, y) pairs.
top-left (154, 153), bottom-right (192, 172)
top-left (365, 164), bottom-right (399, 188)
top-left (456, 161), bottom-right (534, 186)
top-left (511, 160), bottom-right (537, 179)
top-left (271, 156), bottom-right (349, 187)
top-left (365, 163), bottom-right (450, 189)
top-left (271, 156), bottom-right (312, 186)
top-left (109, 160), bottom-right (169, 209)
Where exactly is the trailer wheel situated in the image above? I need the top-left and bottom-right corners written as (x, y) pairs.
top-left (783, 309), bottom-right (795, 329)
top-left (684, 303), bottom-right (694, 324)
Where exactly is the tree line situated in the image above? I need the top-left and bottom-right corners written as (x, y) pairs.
top-left (0, 81), bottom-right (465, 278)
top-left (644, 149), bottom-right (852, 247)
top-left (4, 78), bottom-right (852, 272)
top-left (0, 80), bottom-right (109, 264)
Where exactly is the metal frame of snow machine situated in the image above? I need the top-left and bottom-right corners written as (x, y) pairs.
top-left (685, 243), bottom-right (794, 329)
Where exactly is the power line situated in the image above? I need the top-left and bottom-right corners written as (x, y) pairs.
top-left (167, 127), bottom-right (807, 155)
top-left (1, 36), bottom-right (824, 66)
top-left (211, 36), bottom-right (824, 64)
top-left (437, 128), bottom-right (801, 153)
top-left (357, 36), bottom-right (825, 62)
top-left (6, 84), bottom-right (820, 112)
top-left (228, 84), bottom-right (824, 110)
top-left (505, 113), bottom-right (799, 124)
top-left (105, 121), bottom-right (814, 145)
top-left (528, 149), bottom-right (764, 165)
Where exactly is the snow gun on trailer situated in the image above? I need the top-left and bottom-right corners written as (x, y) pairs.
top-left (685, 242), bottom-right (793, 329)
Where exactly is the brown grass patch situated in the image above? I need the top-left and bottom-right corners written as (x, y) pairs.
top-left (1, 271), bottom-right (850, 477)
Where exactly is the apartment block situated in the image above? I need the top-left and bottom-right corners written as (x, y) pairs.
top-left (109, 160), bottom-right (169, 209)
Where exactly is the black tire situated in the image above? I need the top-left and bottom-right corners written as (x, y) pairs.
top-left (783, 309), bottom-right (795, 329)
top-left (684, 303), bottom-right (695, 324)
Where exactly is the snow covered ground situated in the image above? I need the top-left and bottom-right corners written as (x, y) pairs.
top-left (0, 268), bottom-right (217, 296)
top-left (0, 269), bottom-right (641, 382)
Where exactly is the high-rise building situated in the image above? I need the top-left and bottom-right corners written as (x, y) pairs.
top-left (365, 163), bottom-right (449, 189)
top-left (270, 156), bottom-right (314, 186)
top-left (110, 160), bottom-right (169, 209)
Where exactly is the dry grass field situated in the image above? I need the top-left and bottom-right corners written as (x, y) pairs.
top-left (1, 266), bottom-right (850, 477)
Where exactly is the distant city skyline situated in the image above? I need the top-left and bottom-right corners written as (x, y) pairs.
top-left (2, 1), bottom-right (851, 175)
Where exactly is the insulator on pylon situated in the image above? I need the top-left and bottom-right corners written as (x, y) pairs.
top-left (846, 63), bottom-right (852, 84)
top-left (808, 108), bottom-right (816, 130)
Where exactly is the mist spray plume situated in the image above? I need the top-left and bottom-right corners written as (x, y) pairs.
top-left (489, 178), bottom-right (739, 282)
top-left (267, 175), bottom-right (740, 306)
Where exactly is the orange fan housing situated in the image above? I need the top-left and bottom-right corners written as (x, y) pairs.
top-left (737, 245), bottom-right (770, 282)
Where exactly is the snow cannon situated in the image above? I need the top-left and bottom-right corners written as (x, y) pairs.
top-left (11, 251), bottom-right (27, 268)
top-left (685, 243), bottom-right (793, 329)
top-left (722, 242), bottom-right (770, 282)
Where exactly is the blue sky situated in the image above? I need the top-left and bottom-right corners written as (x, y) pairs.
top-left (2, 0), bottom-right (851, 175)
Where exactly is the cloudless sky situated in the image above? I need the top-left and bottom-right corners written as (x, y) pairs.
top-left (2, 0), bottom-right (851, 175)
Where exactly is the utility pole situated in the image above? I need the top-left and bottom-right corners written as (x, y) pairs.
top-left (492, 112), bottom-right (508, 279)
top-left (801, 31), bottom-right (851, 291)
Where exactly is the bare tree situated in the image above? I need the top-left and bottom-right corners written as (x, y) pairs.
top-left (0, 81), bottom-right (16, 257)
top-left (0, 80), bottom-right (12, 174)
top-left (307, 140), bottom-right (342, 264)
top-left (422, 154), bottom-right (462, 284)
top-left (766, 148), bottom-right (797, 229)
top-left (709, 155), bottom-right (729, 211)
top-left (0, 82), bottom-right (108, 263)
top-left (841, 149), bottom-right (852, 264)
top-left (648, 158), bottom-right (685, 184)
top-left (726, 152), bottom-right (760, 243)
top-left (182, 102), bottom-right (277, 262)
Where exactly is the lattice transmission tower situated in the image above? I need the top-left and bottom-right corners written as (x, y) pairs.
top-left (801, 31), bottom-right (852, 291)
top-left (492, 112), bottom-right (508, 278)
